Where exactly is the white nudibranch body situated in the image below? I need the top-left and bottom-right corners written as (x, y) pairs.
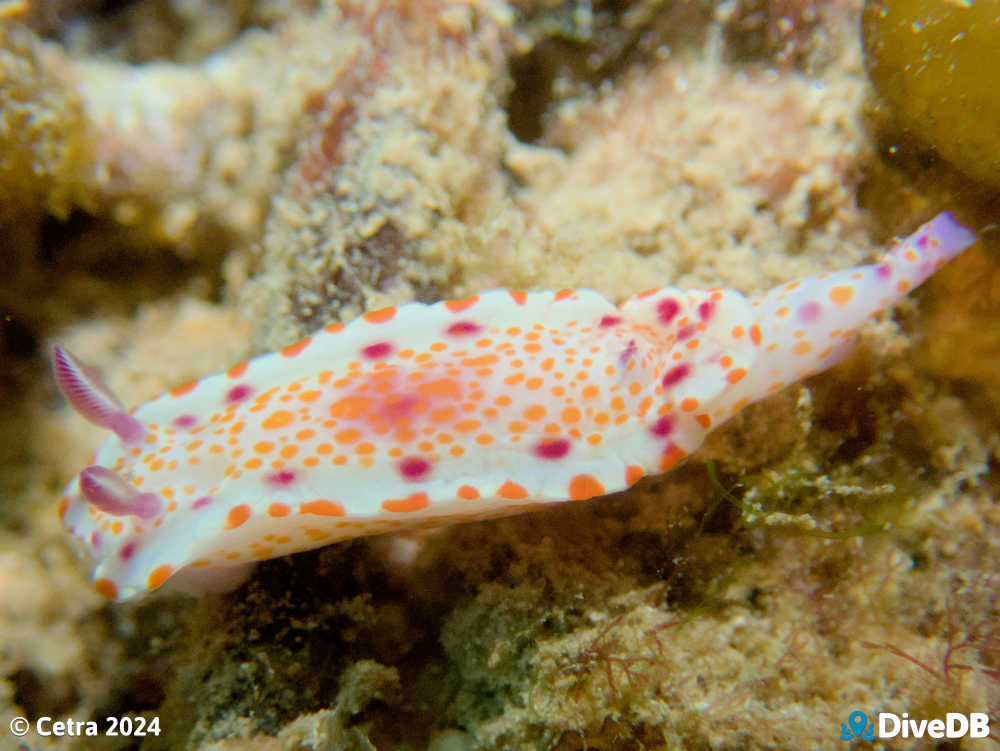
top-left (54, 212), bottom-right (977, 600)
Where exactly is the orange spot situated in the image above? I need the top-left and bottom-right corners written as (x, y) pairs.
top-left (555, 289), bottom-right (574, 300)
top-left (749, 325), bottom-right (762, 346)
top-left (681, 397), bottom-right (699, 412)
top-left (896, 279), bottom-right (911, 293)
top-left (720, 355), bottom-right (734, 368)
top-left (382, 493), bottom-right (430, 513)
top-left (281, 337), bottom-right (312, 357)
top-left (225, 504), bottom-right (251, 529)
top-left (495, 394), bottom-right (512, 407)
top-left (454, 419), bottom-right (481, 433)
top-left (525, 376), bottom-right (544, 389)
top-left (419, 378), bottom-right (461, 398)
top-left (171, 381), bottom-right (197, 397)
top-left (776, 306), bottom-right (790, 318)
top-left (330, 396), bottom-right (372, 419)
top-left (581, 385), bottom-right (600, 399)
top-left (445, 295), bottom-right (479, 312)
top-left (457, 485), bottom-right (480, 500)
top-left (731, 325), bottom-right (745, 339)
top-left (659, 445), bottom-right (686, 471)
top-left (280, 445), bottom-right (299, 459)
top-left (355, 442), bottom-right (375, 454)
top-left (726, 368), bottom-right (747, 384)
top-left (228, 362), bottom-right (248, 378)
top-left (569, 474), bottom-right (605, 501)
top-left (695, 413), bottom-right (711, 429)
top-left (829, 285), bottom-right (854, 306)
top-left (335, 428), bottom-right (361, 444)
top-left (305, 528), bottom-right (330, 541)
top-left (95, 578), bottom-right (118, 599)
top-left (508, 290), bottom-right (528, 305)
top-left (504, 372), bottom-right (525, 386)
top-left (268, 503), bottom-right (291, 517)
top-left (476, 433), bottom-right (494, 445)
top-left (498, 481), bottom-right (529, 500)
top-left (562, 407), bottom-right (581, 424)
top-left (111, 521), bottom-right (123, 535)
top-left (523, 405), bottom-right (547, 421)
top-left (254, 441), bottom-right (275, 454)
top-left (325, 322), bottom-right (345, 333)
top-left (363, 306), bottom-right (397, 323)
top-left (462, 354), bottom-right (498, 367)
top-left (625, 465), bottom-right (645, 485)
top-left (587, 434), bottom-right (603, 445)
top-left (296, 429), bottom-right (316, 441)
top-left (262, 410), bottom-right (294, 429)
top-left (792, 341), bottom-right (813, 355)
top-left (301, 500), bottom-right (346, 516)
top-left (147, 564), bottom-right (174, 590)
top-left (299, 390), bottom-right (321, 403)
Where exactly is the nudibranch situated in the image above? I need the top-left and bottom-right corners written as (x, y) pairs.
top-left (54, 212), bottom-right (977, 600)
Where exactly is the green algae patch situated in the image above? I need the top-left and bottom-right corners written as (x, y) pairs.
top-left (863, 0), bottom-right (1000, 186)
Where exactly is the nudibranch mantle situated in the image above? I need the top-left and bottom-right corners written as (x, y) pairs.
top-left (54, 212), bottom-right (977, 600)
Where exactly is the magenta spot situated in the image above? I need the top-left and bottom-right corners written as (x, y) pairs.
top-left (446, 321), bottom-right (481, 336)
top-left (876, 263), bottom-right (892, 281)
top-left (534, 438), bottom-right (571, 459)
top-left (657, 298), bottom-right (680, 324)
top-left (226, 384), bottom-right (254, 404)
top-left (619, 340), bottom-right (638, 366)
top-left (119, 541), bottom-right (137, 561)
top-left (676, 324), bottom-right (697, 341)
top-left (399, 456), bottom-right (431, 480)
top-left (192, 496), bottom-right (213, 510)
top-left (697, 301), bottom-right (715, 321)
top-left (90, 531), bottom-right (102, 548)
top-left (797, 301), bottom-right (822, 324)
top-left (172, 414), bottom-right (198, 429)
top-left (662, 363), bottom-right (691, 388)
top-left (916, 233), bottom-right (929, 250)
top-left (599, 315), bottom-right (623, 328)
top-left (267, 470), bottom-right (297, 487)
top-left (650, 415), bottom-right (675, 437)
top-left (362, 342), bottom-right (394, 359)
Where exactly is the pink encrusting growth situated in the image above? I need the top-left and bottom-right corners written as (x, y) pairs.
top-left (54, 213), bottom-right (976, 601)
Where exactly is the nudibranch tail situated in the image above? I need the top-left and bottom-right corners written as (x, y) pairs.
top-left (708, 211), bottom-right (979, 418)
top-left (55, 212), bottom-right (977, 601)
top-left (52, 345), bottom-right (145, 445)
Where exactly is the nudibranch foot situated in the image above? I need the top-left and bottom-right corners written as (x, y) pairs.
top-left (54, 211), bottom-right (978, 601)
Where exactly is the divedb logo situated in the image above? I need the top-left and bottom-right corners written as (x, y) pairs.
top-left (840, 710), bottom-right (991, 741)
